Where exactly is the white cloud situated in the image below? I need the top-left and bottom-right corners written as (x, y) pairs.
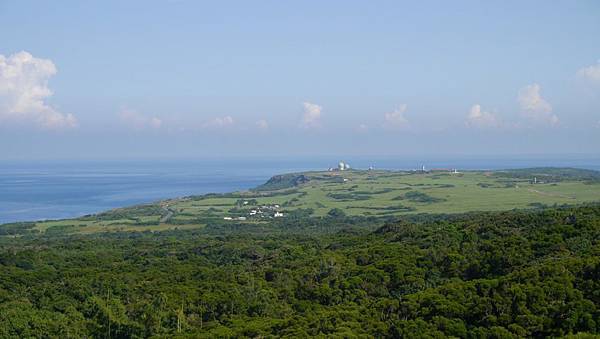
top-left (119, 108), bottom-right (162, 130)
top-left (203, 115), bottom-right (234, 128)
top-left (517, 83), bottom-right (558, 125)
top-left (577, 61), bottom-right (600, 83)
top-left (465, 104), bottom-right (500, 128)
top-left (384, 104), bottom-right (409, 127)
top-left (256, 119), bottom-right (269, 130)
top-left (0, 51), bottom-right (77, 129)
top-left (301, 102), bottom-right (322, 128)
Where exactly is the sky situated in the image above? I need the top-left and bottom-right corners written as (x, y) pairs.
top-left (1, 0), bottom-right (599, 160)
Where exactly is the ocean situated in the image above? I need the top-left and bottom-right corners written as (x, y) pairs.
top-left (1, 155), bottom-right (599, 224)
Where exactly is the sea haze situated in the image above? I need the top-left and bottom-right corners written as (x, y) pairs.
top-left (1, 155), bottom-right (599, 224)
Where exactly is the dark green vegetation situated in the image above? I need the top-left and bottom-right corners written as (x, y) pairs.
top-left (253, 173), bottom-right (311, 191)
top-left (0, 204), bottom-right (599, 337)
top-left (1, 167), bottom-right (600, 337)
top-left (394, 191), bottom-right (446, 203)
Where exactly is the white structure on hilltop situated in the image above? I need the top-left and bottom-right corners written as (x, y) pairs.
top-left (338, 161), bottom-right (351, 171)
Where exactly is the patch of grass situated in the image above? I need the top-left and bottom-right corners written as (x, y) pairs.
top-left (347, 205), bottom-right (415, 212)
top-left (392, 191), bottom-right (446, 203)
top-left (327, 193), bottom-right (371, 201)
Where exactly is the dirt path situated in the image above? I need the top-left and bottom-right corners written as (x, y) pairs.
top-left (526, 188), bottom-right (575, 199)
top-left (159, 204), bottom-right (174, 223)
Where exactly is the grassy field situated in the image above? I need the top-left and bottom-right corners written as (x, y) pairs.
top-left (4, 168), bottom-right (600, 235)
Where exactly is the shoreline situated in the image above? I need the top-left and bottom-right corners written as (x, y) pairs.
top-left (3, 166), bottom-right (600, 227)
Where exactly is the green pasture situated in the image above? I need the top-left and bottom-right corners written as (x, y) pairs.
top-left (19, 169), bottom-right (600, 234)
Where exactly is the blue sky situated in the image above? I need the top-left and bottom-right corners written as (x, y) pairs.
top-left (1, 0), bottom-right (599, 159)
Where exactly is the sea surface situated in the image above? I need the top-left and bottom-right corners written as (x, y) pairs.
top-left (1, 155), bottom-right (599, 224)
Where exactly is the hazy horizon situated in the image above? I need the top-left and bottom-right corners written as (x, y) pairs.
top-left (2, 153), bottom-right (600, 164)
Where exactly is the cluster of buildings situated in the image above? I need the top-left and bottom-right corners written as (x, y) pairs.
top-left (223, 202), bottom-right (284, 221)
top-left (328, 161), bottom-right (351, 172)
top-left (249, 204), bottom-right (284, 218)
top-left (325, 161), bottom-right (463, 174)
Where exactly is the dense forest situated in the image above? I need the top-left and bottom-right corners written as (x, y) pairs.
top-left (1, 203), bottom-right (599, 337)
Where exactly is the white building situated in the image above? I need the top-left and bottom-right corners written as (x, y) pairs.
top-left (338, 161), bottom-right (351, 171)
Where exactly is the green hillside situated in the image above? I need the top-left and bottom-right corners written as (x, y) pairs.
top-left (5, 167), bottom-right (599, 235)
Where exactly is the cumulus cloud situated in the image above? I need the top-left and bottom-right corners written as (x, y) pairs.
top-left (255, 119), bottom-right (269, 130)
top-left (517, 84), bottom-right (558, 125)
top-left (301, 102), bottom-right (322, 128)
top-left (465, 104), bottom-right (500, 128)
top-left (0, 51), bottom-right (77, 129)
top-left (203, 115), bottom-right (234, 128)
top-left (384, 104), bottom-right (409, 127)
top-left (119, 108), bottom-right (162, 130)
top-left (577, 61), bottom-right (600, 83)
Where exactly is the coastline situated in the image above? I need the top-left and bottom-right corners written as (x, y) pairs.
top-left (2, 154), bottom-right (600, 224)
top-left (3, 166), bottom-right (600, 227)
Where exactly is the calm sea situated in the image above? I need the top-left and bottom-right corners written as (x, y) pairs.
top-left (1, 156), bottom-right (599, 224)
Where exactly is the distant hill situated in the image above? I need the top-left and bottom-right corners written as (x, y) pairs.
top-left (493, 167), bottom-right (600, 183)
top-left (252, 173), bottom-right (311, 191)
top-left (3, 167), bottom-right (599, 235)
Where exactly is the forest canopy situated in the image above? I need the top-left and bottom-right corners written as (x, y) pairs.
top-left (1, 204), bottom-right (599, 337)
